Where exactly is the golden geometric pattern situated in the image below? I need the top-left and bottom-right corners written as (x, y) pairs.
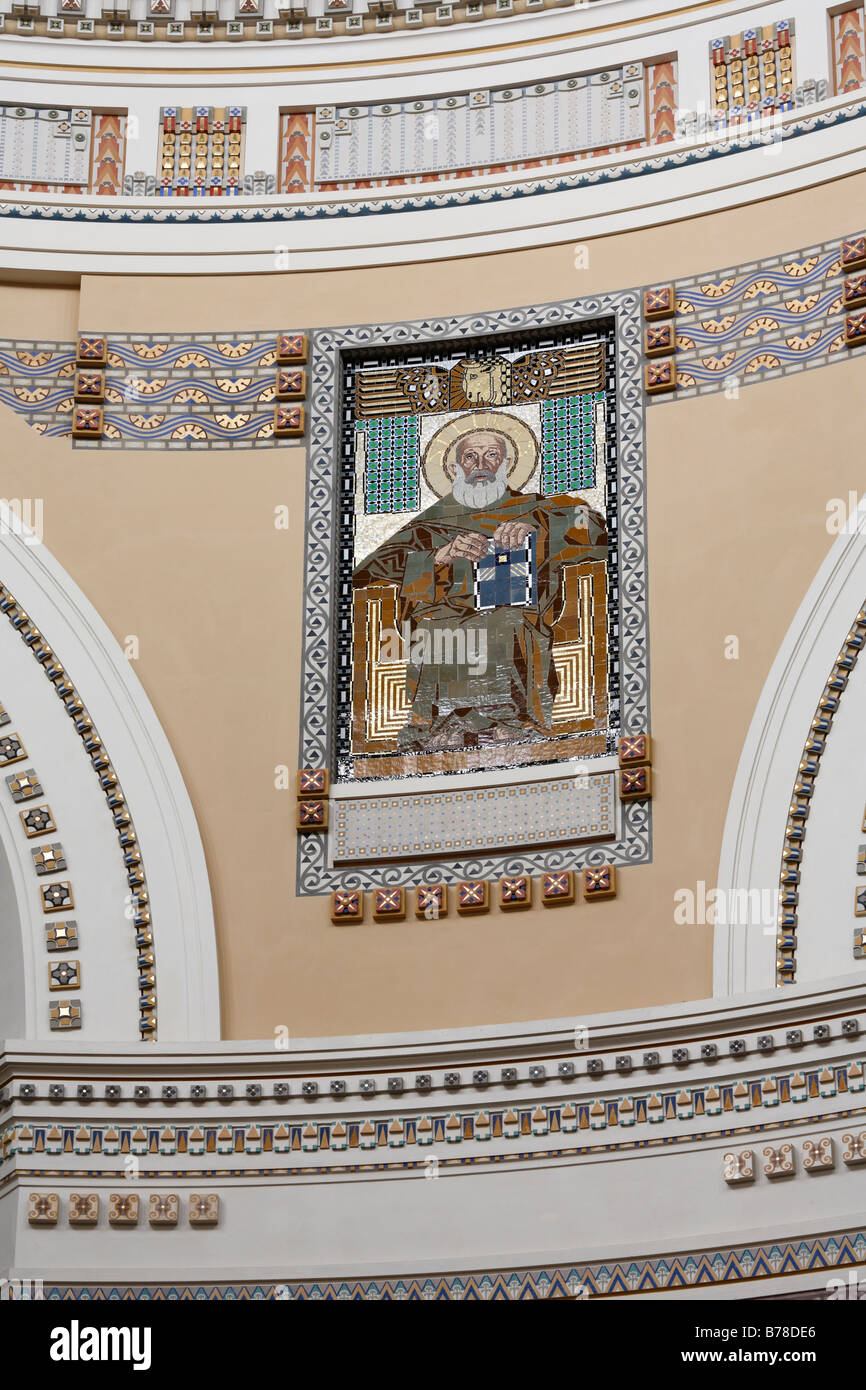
top-left (362, 568), bottom-right (598, 741)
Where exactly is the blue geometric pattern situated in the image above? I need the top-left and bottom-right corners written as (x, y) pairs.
top-left (0, 332), bottom-right (285, 448)
top-left (658, 238), bottom-right (860, 402)
top-left (31, 1228), bottom-right (866, 1299)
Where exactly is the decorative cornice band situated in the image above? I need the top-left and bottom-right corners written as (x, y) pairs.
top-left (0, 99), bottom-right (861, 226)
top-left (17, 1225), bottom-right (866, 1300)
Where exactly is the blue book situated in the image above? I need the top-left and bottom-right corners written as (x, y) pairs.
top-left (473, 533), bottom-right (537, 611)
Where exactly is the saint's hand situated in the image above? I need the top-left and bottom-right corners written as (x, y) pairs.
top-left (493, 520), bottom-right (535, 551)
top-left (434, 531), bottom-right (491, 564)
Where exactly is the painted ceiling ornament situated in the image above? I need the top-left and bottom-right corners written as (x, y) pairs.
top-left (421, 409), bottom-right (538, 498)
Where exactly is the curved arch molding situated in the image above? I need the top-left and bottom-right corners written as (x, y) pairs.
top-left (0, 520), bottom-right (219, 1042)
top-left (716, 500), bottom-right (866, 998)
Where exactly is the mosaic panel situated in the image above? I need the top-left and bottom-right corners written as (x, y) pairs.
top-left (647, 59), bottom-right (677, 143)
top-left (709, 19), bottom-right (796, 125)
top-left (298, 292), bottom-right (650, 893)
top-left (341, 324), bottom-right (615, 784)
top-left (0, 105), bottom-right (92, 187)
top-left (648, 234), bottom-right (861, 404)
top-left (332, 773), bottom-right (615, 863)
top-left (89, 113), bottom-right (126, 197)
top-left (278, 111), bottom-right (314, 193)
top-left (834, 6), bottom-right (866, 94)
top-left (540, 391), bottom-right (604, 493)
top-left (360, 416), bottom-right (420, 513)
top-left (0, 333), bottom-right (303, 449)
top-left (158, 106), bottom-right (246, 197)
top-left (314, 65), bottom-right (646, 184)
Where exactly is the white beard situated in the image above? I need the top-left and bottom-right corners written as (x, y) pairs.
top-left (451, 463), bottom-right (509, 510)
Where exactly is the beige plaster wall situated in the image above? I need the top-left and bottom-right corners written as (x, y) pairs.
top-left (1, 173), bottom-right (863, 1040)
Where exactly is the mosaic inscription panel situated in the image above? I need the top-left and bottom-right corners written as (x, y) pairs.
top-left (0, 105), bottom-right (92, 186)
top-left (333, 773), bottom-right (615, 863)
top-left (315, 65), bottom-right (646, 183)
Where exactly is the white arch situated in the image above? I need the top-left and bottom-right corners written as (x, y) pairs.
top-left (715, 498), bottom-right (866, 998)
top-left (0, 519), bottom-right (219, 1043)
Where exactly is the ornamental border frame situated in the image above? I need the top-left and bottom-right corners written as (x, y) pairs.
top-left (296, 290), bottom-right (651, 895)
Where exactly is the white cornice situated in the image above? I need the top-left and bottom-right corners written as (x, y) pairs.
top-left (0, 102), bottom-right (861, 274)
top-left (0, 1), bottom-right (801, 81)
top-left (3, 970), bottom-right (865, 1066)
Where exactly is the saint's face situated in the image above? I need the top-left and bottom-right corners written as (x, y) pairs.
top-left (455, 431), bottom-right (505, 484)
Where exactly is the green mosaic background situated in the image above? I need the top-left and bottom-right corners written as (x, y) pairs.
top-left (362, 416), bottom-right (420, 514)
top-left (541, 390), bottom-right (604, 493)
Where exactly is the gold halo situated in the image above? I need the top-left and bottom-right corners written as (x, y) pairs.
top-left (421, 411), bottom-right (539, 499)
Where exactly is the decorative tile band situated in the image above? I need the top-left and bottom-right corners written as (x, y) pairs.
top-left (0, 330), bottom-right (308, 450)
top-left (6, 1058), bottom-right (863, 1160)
top-left (724, 1130), bottom-right (866, 1182)
top-left (0, 583), bottom-right (156, 1037)
top-left (18, 1227), bottom-right (866, 1300)
top-left (28, 1190), bottom-right (218, 1227)
top-left (0, 700), bottom-right (83, 1033)
top-left (327, 864), bottom-right (621, 919)
top-left (8, 1102), bottom-right (866, 1202)
top-left (0, 98), bottom-right (862, 226)
top-left (0, 0), bottom-right (624, 50)
top-left (644, 232), bottom-right (866, 403)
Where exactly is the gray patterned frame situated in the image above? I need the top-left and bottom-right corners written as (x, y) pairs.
top-left (297, 291), bottom-right (651, 895)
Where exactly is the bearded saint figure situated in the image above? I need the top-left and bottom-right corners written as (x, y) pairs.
top-left (353, 416), bottom-right (607, 753)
